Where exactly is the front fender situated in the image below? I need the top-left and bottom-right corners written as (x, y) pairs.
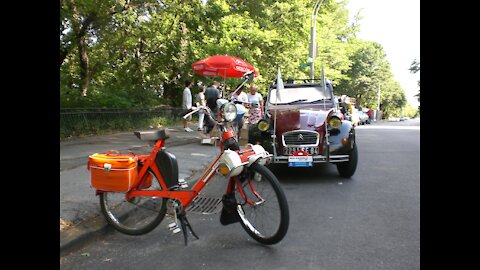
top-left (244, 144), bottom-right (272, 166)
top-left (328, 120), bottom-right (355, 154)
top-left (247, 124), bottom-right (275, 152)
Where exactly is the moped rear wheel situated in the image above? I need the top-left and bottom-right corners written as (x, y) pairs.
top-left (235, 163), bottom-right (289, 245)
top-left (99, 171), bottom-right (167, 235)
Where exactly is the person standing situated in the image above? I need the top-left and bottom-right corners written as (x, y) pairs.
top-left (195, 85), bottom-right (206, 131)
top-left (230, 83), bottom-right (249, 134)
top-left (202, 81), bottom-right (221, 135)
top-left (205, 81), bottom-right (221, 113)
top-left (247, 84), bottom-right (263, 127)
top-left (231, 83), bottom-right (249, 104)
top-left (366, 108), bottom-right (373, 124)
top-left (182, 80), bottom-right (193, 132)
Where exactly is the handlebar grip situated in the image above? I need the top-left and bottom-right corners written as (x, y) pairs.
top-left (182, 107), bottom-right (199, 119)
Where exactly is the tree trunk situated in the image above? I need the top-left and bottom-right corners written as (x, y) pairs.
top-left (79, 35), bottom-right (90, 97)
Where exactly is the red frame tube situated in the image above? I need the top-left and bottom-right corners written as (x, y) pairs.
top-left (124, 138), bottom-right (224, 207)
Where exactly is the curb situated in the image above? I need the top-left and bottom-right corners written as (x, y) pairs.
top-left (60, 214), bottom-right (110, 256)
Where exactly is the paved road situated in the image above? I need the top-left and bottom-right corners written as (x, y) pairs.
top-left (60, 119), bottom-right (420, 270)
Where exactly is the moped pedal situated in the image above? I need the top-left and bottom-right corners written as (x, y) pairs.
top-left (178, 178), bottom-right (189, 189)
top-left (168, 222), bottom-right (181, 234)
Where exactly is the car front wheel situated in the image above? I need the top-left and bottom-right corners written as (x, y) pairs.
top-left (336, 144), bottom-right (358, 178)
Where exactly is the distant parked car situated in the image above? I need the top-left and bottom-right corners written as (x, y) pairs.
top-left (400, 116), bottom-right (410, 121)
top-left (358, 111), bottom-right (369, 125)
top-left (350, 108), bottom-right (360, 127)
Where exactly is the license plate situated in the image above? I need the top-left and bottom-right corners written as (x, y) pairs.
top-left (288, 155), bottom-right (313, 167)
top-left (284, 147), bottom-right (319, 155)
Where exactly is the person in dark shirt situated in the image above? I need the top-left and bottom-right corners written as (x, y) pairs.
top-left (205, 81), bottom-right (221, 112)
top-left (203, 81), bottom-right (221, 135)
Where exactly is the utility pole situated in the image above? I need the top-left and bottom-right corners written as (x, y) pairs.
top-left (309, 0), bottom-right (324, 82)
top-left (376, 82), bottom-right (381, 121)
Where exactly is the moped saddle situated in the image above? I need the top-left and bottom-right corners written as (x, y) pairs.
top-left (134, 129), bottom-right (169, 141)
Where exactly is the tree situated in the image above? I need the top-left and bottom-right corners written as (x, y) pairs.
top-left (335, 40), bottom-right (392, 109)
top-left (409, 59), bottom-right (420, 106)
top-left (60, 0), bottom-right (411, 118)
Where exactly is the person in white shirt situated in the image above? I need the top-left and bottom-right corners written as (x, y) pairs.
top-left (247, 84), bottom-right (263, 127)
top-left (230, 83), bottom-right (249, 134)
top-left (231, 83), bottom-right (249, 104)
top-left (182, 80), bottom-right (193, 132)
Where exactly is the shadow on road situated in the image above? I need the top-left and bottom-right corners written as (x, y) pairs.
top-left (266, 163), bottom-right (346, 184)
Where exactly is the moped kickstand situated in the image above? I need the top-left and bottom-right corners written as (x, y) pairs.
top-left (178, 211), bottom-right (199, 246)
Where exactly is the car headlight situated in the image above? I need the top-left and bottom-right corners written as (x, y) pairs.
top-left (257, 119), bottom-right (270, 131)
top-left (222, 103), bottom-right (237, 122)
top-left (328, 116), bottom-right (341, 128)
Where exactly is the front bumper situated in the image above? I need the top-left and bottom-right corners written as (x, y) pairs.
top-left (272, 154), bottom-right (350, 163)
top-left (248, 123), bottom-right (355, 165)
top-left (256, 138), bottom-right (352, 164)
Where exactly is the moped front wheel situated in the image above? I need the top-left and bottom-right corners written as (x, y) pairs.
top-left (99, 171), bottom-right (167, 235)
top-left (235, 163), bottom-right (289, 245)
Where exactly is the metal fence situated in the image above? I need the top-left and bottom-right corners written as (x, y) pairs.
top-left (60, 107), bottom-right (186, 139)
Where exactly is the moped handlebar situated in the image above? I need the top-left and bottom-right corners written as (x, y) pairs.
top-left (182, 106), bottom-right (201, 119)
top-left (183, 105), bottom-right (222, 126)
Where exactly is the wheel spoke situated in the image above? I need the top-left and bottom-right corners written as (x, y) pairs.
top-left (100, 172), bottom-right (167, 235)
top-left (235, 163), bottom-right (289, 244)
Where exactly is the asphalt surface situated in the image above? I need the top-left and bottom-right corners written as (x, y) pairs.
top-left (60, 119), bottom-right (420, 269)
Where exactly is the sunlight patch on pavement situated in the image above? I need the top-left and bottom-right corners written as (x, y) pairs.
top-left (356, 125), bottom-right (420, 130)
top-left (191, 153), bottom-right (211, 157)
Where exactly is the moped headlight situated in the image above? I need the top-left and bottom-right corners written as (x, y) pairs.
top-left (218, 150), bottom-right (244, 177)
top-left (257, 119), bottom-right (270, 131)
top-left (222, 103), bottom-right (237, 122)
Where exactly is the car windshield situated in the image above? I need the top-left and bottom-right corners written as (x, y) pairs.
top-left (268, 86), bottom-right (332, 105)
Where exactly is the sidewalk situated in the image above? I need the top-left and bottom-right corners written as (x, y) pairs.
top-left (60, 125), bottom-right (214, 255)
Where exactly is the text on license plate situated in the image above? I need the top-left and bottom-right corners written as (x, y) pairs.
top-left (288, 156), bottom-right (313, 163)
top-left (284, 147), bottom-right (319, 155)
top-left (288, 155), bottom-right (313, 167)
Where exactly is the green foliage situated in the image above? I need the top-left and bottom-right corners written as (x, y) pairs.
top-left (403, 104), bottom-right (419, 118)
top-left (379, 80), bottom-right (407, 119)
top-left (60, 0), bottom-right (410, 122)
top-left (60, 111), bottom-right (181, 139)
top-left (410, 59), bottom-right (420, 107)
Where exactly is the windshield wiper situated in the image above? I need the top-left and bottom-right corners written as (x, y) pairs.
top-left (281, 99), bottom-right (307, 105)
top-left (307, 98), bottom-right (329, 103)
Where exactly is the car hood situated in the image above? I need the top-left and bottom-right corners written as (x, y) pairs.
top-left (269, 108), bottom-right (333, 134)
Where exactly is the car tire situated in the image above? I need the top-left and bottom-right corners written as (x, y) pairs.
top-left (336, 144), bottom-right (358, 178)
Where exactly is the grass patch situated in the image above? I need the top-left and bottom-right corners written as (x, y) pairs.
top-left (60, 109), bottom-right (187, 140)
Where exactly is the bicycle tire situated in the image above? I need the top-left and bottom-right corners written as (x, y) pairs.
top-left (99, 171), bottom-right (167, 235)
top-left (235, 163), bottom-right (289, 245)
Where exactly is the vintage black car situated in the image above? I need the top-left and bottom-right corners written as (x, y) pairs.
top-left (247, 78), bottom-right (357, 177)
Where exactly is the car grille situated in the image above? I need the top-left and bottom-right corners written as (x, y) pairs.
top-left (282, 130), bottom-right (319, 146)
